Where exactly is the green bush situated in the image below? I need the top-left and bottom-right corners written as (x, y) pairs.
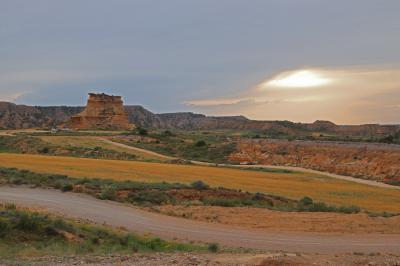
top-left (202, 197), bottom-right (238, 207)
top-left (137, 127), bottom-right (148, 136)
top-left (130, 191), bottom-right (174, 205)
top-left (15, 212), bottom-right (40, 232)
top-left (208, 243), bottom-right (219, 253)
top-left (61, 183), bottom-right (73, 192)
top-left (0, 220), bottom-right (9, 237)
top-left (191, 180), bottom-right (209, 190)
top-left (195, 140), bottom-right (206, 147)
top-left (99, 187), bottom-right (117, 200)
top-left (299, 196), bottom-right (313, 206)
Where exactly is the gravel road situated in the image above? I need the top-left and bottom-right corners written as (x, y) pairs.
top-left (1, 186), bottom-right (399, 254)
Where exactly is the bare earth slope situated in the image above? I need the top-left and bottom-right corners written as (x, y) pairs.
top-left (0, 187), bottom-right (399, 254)
top-left (230, 139), bottom-right (400, 183)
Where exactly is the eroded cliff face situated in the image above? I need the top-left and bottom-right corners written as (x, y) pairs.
top-left (229, 139), bottom-right (400, 183)
top-left (69, 93), bottom-right (132, 130)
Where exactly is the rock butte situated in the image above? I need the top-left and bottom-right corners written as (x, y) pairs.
top-left (70, 93), bottom-right (133, 130)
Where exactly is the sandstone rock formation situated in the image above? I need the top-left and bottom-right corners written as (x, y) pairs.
top-left (69, 93), bottom-right (132, 130)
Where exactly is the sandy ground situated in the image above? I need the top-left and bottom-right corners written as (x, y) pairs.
top-left (2, 252), bottom-right (400, 266)
top-left (152, 205), bottom-right (400, 234)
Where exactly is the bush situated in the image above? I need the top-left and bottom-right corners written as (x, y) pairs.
top-left (0, 220), bottom-right (9, 237)
top-left (337, 205), bottom-right (361, 214)
top-left (299, 196), bottom-right (313, 206)
top-left (191, 180), bottom-right (209, 190)
top-left (137, 127), bottom-right (148, 136)
top-left (53, 218), bottom-right (76, 233)
top-left (130, 191), bottom-right (174, 205)
top-left (61, 183), bottom-right (73, 192)
top-left (16, 213), bottom-right (40, 231)
top-left (208, 243), bottom-right (219, 253)
top-left (202, 197), bottom-right (238, 207)
top-left (163, 130), bottom-right (174, 136)
top-left (38, 147), bottom-right (50, 153)
top-left (99, 187), bottom-right (117, 200)
top-left (195, 140), bottom-right (206, 147)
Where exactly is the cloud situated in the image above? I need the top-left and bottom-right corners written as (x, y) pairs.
top-left (0, 91), bottom-right (28, 102)
top-left (184, 97), bottom-right (251, 106)
top-left (184, 65), bottom-right (400, 124)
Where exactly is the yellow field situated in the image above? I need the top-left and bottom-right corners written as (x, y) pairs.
top-left (0, 153), bottom-right (399, 212)
top-left (39, 136), bottom-right (167, 161)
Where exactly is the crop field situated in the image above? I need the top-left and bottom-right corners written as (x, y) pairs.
top-left (39, 136), bottom-right (167, 161)
top-left (0, 153), bottom-right (399, 212)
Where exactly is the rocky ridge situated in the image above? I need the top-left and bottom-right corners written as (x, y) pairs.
top-left (0, 100), bottom-right (399, 138)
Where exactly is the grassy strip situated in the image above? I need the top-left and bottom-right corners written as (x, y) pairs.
top-left (0, 204), bottom-right (203, 258)
top-left (0, 135), bottom-right (137, 161)
top-left (0, 167), bottom-right (372, 215)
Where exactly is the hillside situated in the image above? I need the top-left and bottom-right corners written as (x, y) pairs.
top-left (0, 101), bottom-right (399, 138)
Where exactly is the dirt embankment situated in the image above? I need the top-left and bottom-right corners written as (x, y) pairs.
top-left (229, 139), bottom-right (400, 183)
top-left (153, 205), bottom-right (400, 234)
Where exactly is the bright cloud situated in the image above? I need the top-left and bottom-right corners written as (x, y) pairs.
top-left (184, 66), bottom-right (400, 124)
top-left (261, 70), bottom-right (332, 89)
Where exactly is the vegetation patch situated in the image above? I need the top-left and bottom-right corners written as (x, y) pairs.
top-left (0, 135), bottom-right (137, 161)
top-left (0, 167), bottom-right (373, 215)
top-left (0, 204), bottom-right (202, 258)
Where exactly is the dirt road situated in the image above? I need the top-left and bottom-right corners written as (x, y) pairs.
top-left (100, 138), bottom-right (400, 190)
top-left (97, 137), bottom-right (175, 160)
top-left (1, 186), bottom-right (399, 254)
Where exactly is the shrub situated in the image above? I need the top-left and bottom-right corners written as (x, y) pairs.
top-left (337, 205), bottom-right (361, 214)
top-left (137, 127), bottom-right (148, 136)
top-left (130, 191), bottom-right (174, 205)
top-left (15, 213), bottom-right (40, 231)
top-left (195, 140), bottom-right (206, 147)
top-left (53, 218), bottom-right (76, 233)
top-left (208, 243), bottom-right (219, 253)
top-left (61, 183), bottom-right (73, 192)
top-left (163, 130), bottom-right (174, 136)
top-left (0, 220), bottom-right (9, 237)
top-left (38, 147), bottom-right (50, 153)
top-left (299, 196), bottom-right (313, 206)
top-left (252, 192), bottom-right (265, 201)
top-left (202, 197), bottom-right (238, 207)
top-left (99, 187), bottom-right (117, 200)
top-left (191, 180), bottom-right (209, 190)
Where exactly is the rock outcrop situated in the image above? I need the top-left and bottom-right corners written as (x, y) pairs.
top-left (69, 93), bottom-right (132, 130)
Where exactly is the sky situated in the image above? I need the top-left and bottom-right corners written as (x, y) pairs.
top-left (1, 0), bottom-right (400, 124)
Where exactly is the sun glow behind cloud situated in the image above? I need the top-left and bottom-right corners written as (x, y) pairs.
top-left (261, 70), bottom-right (332, 89)
top-left (184, 66), bottom-right (400, 124)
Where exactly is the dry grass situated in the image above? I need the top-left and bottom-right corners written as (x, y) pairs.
top-left (0, 153), bottom-right (399, 212)
top-left (39, 136), bottom-right (167, 161)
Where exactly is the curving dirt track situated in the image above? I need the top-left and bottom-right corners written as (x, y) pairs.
top-left (0, 186), bottom-right (399, 254)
